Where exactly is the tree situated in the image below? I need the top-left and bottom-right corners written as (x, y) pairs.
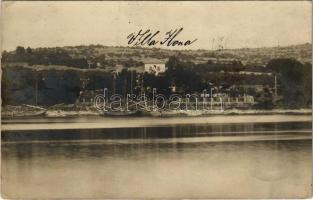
top-left (16, 46), bottom-right (25, 55)
top-left (165, 57), bottom-right (205, 93)
top-left (266, 58), bottom-right (311, 108)
top-left (26, 47), bottom-right (32, 54)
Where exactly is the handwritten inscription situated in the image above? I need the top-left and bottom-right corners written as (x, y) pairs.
top-left (127, 28), bottom-right (197, 47)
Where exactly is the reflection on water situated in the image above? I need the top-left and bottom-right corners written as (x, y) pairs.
top-left (1, 121), bottom-right (312, 198)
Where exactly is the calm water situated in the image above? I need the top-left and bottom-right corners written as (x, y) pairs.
top-left (1, 120), bottom-right (312, 198)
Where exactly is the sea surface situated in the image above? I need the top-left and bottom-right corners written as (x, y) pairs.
top-left (1, 116), bottom-right (312, 198)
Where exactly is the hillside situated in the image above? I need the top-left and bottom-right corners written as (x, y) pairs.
top-left (2, 43), bottom-right (312, 71)
top-left (1, 43), bottom-right (312, 108)
top-left (48, 43), bottom-right (313, 66)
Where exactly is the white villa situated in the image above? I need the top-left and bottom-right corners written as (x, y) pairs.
top-left (144, 63), bottom-right (166, 75)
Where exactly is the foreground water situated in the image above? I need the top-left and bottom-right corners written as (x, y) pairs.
top-left (1, 118), bottom-right (312, 198)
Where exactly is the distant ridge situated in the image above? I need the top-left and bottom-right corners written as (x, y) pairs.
top-left (2, 43), bottom-right (311, 67)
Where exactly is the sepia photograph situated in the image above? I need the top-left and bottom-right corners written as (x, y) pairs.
top-left (1, 1), bottom-right (312, 199)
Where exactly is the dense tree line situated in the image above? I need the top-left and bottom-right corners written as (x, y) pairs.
top-left (2, 46), bottom-right (89, 68)
top-left (1, 66), bottom-right (81, 105)
top-left (266, 58), bottom-right (312, 108)
top-left (196, 59), bottom-right (245, 73)
top-left (1, 51), bottom-right (311, 108)
top-left (2, 46), bottom-right (145, 69)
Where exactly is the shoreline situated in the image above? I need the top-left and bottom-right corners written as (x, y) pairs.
top-left (41, 108), bottom-right (313, 118)
top-left (2, 114), bottom-right (311, 131)
top-left (3, 108), bottom-right (310, 119)
top-left (2, 104), bottom-right (312, 119)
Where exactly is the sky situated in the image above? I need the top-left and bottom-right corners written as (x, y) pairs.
top-left (1, 1), bottom-right (312, 51)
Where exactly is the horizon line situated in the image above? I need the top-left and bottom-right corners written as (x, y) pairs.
top-left (2, 42), bottom-right (312, 53)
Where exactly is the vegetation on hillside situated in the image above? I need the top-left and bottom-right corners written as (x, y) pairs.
top-left (1, 44), bottom-right (312, 109)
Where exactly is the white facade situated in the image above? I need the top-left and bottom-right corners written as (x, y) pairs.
top-left (144, 63), bottom-right (166, 75)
